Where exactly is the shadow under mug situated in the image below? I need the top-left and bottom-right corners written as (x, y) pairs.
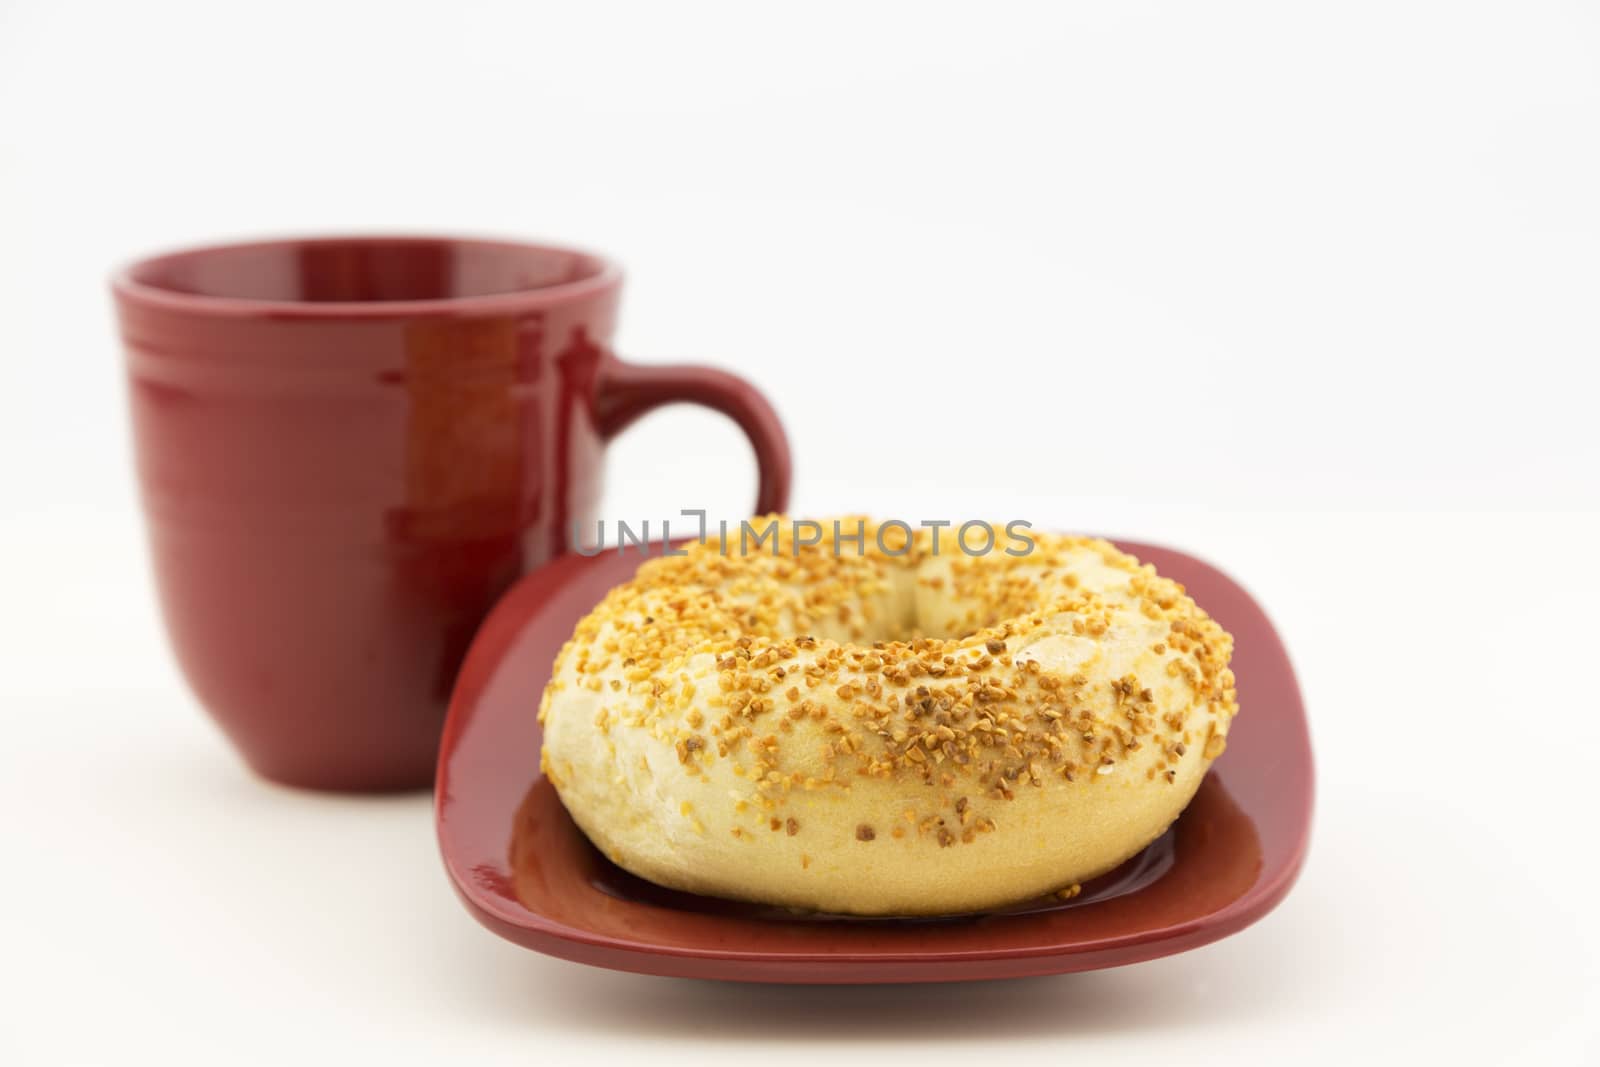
top-left (113, 235), bottom-right (791, 792)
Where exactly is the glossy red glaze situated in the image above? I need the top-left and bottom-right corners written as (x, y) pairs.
top-left (436, 538), bottom-right (1313, 982)
top-left (114, 237), bottom-right (791, 792)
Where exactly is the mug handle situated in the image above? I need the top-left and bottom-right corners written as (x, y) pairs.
top-left (594, 358), bottom-right (793, 515)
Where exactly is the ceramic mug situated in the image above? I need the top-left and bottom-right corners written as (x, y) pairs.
top-left (113, 236), bottom-right (791, 791)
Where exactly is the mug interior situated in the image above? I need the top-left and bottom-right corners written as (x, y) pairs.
top-left (124, 237), bottom-right (610, 305)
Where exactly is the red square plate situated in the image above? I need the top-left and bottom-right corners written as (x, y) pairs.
top-left (436, 539), bottom-right (1312, 983)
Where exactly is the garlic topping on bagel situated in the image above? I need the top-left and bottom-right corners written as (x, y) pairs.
top-left (538, 518), bottom-right (1237, 915)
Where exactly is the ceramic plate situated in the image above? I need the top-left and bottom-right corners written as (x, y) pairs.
top-left (436, 538), bottom-right (1312, 982)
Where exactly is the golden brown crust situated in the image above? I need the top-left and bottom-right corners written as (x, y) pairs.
top-left (538, 517), bottom-right (1238, 915)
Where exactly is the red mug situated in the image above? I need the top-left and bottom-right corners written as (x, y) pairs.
top-left (113, 236), bottom-right (791, 791)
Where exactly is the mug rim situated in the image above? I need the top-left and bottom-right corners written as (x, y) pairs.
top-left (111, 234), bottom-right (623, 320)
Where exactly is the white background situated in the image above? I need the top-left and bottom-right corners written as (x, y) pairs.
top-left (2, 2), bottom-right (1597, 1064)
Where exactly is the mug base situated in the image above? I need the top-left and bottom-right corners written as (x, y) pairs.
top-left (238, 746), bottom-right (437, 794)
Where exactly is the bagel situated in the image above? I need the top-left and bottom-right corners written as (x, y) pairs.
top-left (537, 517), bottom-right (1238, 916)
